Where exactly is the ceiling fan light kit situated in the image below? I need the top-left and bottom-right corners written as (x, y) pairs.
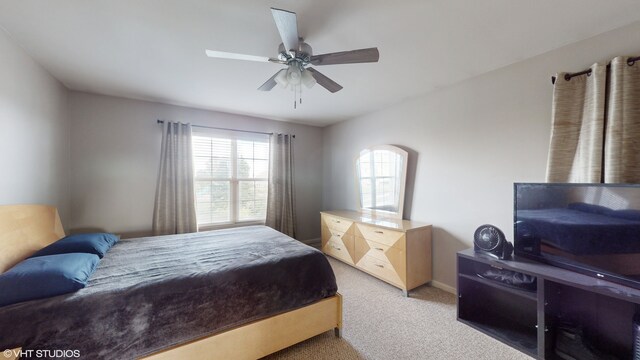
top-left (205, 7), bottom-right (379, 108)
top-left (301, 70), bottom-right (316, 88)
top-left (274, 64), bottom-right (316, 90)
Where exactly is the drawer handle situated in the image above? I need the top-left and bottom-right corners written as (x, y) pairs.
top-left (375, 264), bottom-right (385, 268)
top-left (374, 230), bottom-right (384, 234)
top-left (335, 220), bottom-right (341, 223)
top-left (374, 247), bottom-right (384, 251)
top-left (331, 245), bottom-right (341, 251)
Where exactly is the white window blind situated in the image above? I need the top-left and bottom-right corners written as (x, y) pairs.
top-left (192, 130), bottom-right (269, 226)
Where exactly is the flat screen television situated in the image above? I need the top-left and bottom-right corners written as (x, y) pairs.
top-left (514, 183), bottom-right (640, 289)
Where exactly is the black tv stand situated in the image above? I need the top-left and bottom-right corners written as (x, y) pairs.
top-left (457, 248), bottom-right (640, 359)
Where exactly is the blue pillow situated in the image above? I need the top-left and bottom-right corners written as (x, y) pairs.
top-left (0, 253), bottom-right (100, 307)
top-left (31, 233), bottom-right (119, 258)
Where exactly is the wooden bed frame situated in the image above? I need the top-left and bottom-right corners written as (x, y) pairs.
top-left (0, 205), bottom-right (342, 360)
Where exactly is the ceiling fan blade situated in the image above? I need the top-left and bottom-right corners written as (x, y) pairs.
top-left (205, 49), bottom-right (281, 63)
top-left (258, 69), bottom-right (286, 91)
top-left (271, 8), bottom-right (299, 54)
top-left (310, 48), bottom-right (380, 66)
top-left (307, 68), bottom-right (343, 93)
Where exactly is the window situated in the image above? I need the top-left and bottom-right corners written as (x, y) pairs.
top-left (193, 130), bottom-right (269, 226)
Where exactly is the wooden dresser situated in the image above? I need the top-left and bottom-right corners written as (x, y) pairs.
top-left (320, 210), bottom-right (432, 296)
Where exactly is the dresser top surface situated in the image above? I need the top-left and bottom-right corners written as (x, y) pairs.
top-left (321, 210), bottom-right (431, 231)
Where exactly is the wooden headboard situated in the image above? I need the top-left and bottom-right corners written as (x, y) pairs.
top-left (0, 205), bottom-right (65, 273)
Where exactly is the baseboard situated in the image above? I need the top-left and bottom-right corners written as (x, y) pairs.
top-left (431, 280), bottom-right (456, 294)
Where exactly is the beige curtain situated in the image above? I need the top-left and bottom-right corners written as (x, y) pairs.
top-left (152, 121), bottom-right (198, 235)
top-left (265, 134), bottom-right (296, 238)
top-left (604, 56), bottom-right (640, 183)
top-left (546, 63), bottom-right (606, 183)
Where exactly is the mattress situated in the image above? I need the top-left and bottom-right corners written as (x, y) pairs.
top-left (0, 226), bottom-right (337, 359)
top-left (517, 208), bottom-right (640, 255)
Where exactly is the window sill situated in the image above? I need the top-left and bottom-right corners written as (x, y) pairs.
top-left (198, 221), bottom-right (266, 232)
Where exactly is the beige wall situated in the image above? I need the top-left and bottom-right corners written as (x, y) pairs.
top-left (68, 92), bottom-right (324, 242)
top-left (322, 21), bottom-right (640, 289)
top-left (0, 29), bottom-right (70, 222)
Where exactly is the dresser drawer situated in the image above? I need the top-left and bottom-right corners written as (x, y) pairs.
top-left (321, 225), bottom-right (346, 245)
top-left (356, 224), bottom-right (405, 250)
top-left (326, 227), bottom-right (348, 238)
top-left (355, 237), bottom-right (405, 268)
top-left (356, 254), bottom-right (404, 287)
top-left (323, 238), bottom-right (354, 265)
top-left (322, 214), bottom-right (353, 233)
top-left (322, 225), bottom-right (354, 248)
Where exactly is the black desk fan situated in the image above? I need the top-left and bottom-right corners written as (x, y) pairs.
top-left (473, 224), bottom-right (513, 260)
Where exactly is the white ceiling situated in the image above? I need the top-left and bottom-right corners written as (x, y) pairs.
top-left (1, 1), bottom-right (640, 126)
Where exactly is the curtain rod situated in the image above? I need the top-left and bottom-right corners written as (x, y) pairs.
top-left (156, 119), bottom-right (294, 138)
top-left (551, 56), bottom-right (640, 84)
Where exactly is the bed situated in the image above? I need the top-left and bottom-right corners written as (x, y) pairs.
top-left (0, 205), bottom-right (341, 360)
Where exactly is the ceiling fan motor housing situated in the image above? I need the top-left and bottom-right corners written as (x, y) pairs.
top-left (278, 40), bottom-right (312, 65)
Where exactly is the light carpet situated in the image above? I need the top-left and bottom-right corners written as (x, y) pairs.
top-left (265, 257), bottom-right (531, 360)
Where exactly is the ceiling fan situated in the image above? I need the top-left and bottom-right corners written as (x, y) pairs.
top-left (205, 8), bottom-right (379, 97)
